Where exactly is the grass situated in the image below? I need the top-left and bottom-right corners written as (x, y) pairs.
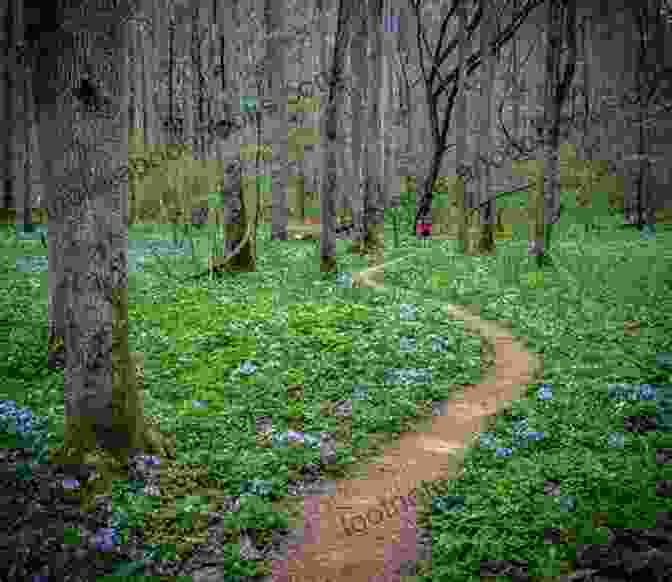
top-left (1, 191), bottom-right (671, 580)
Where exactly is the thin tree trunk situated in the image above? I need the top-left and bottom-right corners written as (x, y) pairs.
top-left (477, 0), bottom-right (497, 254)
top-left (455, 0), bottom-right (470, 255)
top-left (320, 0), bottom-right (349, 273)
top-left (349, 1), bottom-right (367, 251)
top-left (311, 0), bottom-right (328, 204)
top-left (363, 0), bottom-right (385, 266)
top-left (268, 0), bottom-right (289, 240)
top-left (532, 0), bottom-right (576, 267)
top-left (7, 0), bottom-right (30, 233)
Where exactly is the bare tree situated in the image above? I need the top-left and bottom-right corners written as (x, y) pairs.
top-left (408, 0), bottom-right (548, 232)
top-left (529, 0), bottom-right (576, 268)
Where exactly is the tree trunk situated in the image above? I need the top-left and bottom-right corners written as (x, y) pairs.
top-left (362, 0), bottom-right (385, 266)
top-left (268, 0), bottom-right (289, 240)
top-left (221, 158), bottom-right (256, 273)
top-left (7, 0), bottom-right (31, 234)
top-left (455, 0), bottom-right (470, 255)
top-left (311, 0), bottom-right (328, 205)
top-left (320, 0), bottom-right (349, 273)
top-left (349, 0), bottom-right (367, 251)
top-left (39, 7), bottom-right (172, 469)
top-left (531, 0), bottom-right (576, 267)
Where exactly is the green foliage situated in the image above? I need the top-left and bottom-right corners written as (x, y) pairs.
top-left (2, 190), bottom-right (671, 581)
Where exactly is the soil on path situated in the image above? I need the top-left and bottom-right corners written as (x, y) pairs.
top-left (264, 256), bottom-right (544, 582)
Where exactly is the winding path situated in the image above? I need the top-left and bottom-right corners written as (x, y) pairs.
top-left (267, 256), bottom-right (543, 581)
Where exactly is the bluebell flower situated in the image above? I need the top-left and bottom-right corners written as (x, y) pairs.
top-left (239, 360), bottom-right (257, 375)
top-left (62, 477), bottom-right (81, 490)
top-left (607, 432), bottom-right (625, 449)
top-left (524, 430), bottom-right (545, 442)
top-left (272, 430), bottom-right (320, 448)
top-left (640, 224), bottom-right (656, 239)
top-left (399, 303), bottom-right (417, 321)
top-left (241, 478), bottom-right (274, 497)
top-left (0, 401), bottom-right (37, 437)
top-left (430, 335), bottom-right (451, 353)
top-left (432, 495), bottom-right (466, 514)
top-left (139, 454), bottom-right (161, 467)
top-left (478, 432), bottom-right (498, 449)
top-left (384, 367), bottom-right (432, 385)
top-left (537, 384), bottom-right (554, 401)
top-left (93, 527), bottom-right (121, 552)
top-left (512, 418), bottom-right (530, 433)
top-left (638, 384), bottom-right (657, 400)
top-left (399, 337), bottom-right (417, 353)
top-left (110, 509), bottom-right (130, 532)
top-left (352, 383), bottom-right (370, 401)
top-left (656, 352), bottom-right (672, 371)
top-left (0, 400), bottom-right (19, 414)
top-left (558, 495), bottom-right (576, 513)
top-left (336, 272), bottom-right (353, 288)
top-left (607, 383), bottom-right (640, 401)
top-left (495, 446), bottom-right (513, 457)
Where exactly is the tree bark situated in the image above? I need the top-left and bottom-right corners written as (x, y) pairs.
top-left (38, 5), bottom-right (172, 469)
top-left (7, 0), bottom-right (31, 233)
top-left (348, 0), bottom-right (367, 251)
top-left (455, 0), bottom-right (470, 255)
top-left (531, 0), bottom-right (576, 268)
top-left (477, 0), bottom-right (497, 254)
top-left (320, 0), bottom-right (349, 273)
top-left (268, 0), bottom-right (289, 240)
top-left (362, 0), bottom-right (385, 266)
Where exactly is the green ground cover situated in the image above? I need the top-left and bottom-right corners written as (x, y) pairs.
top-left (381, 192), bottom-right (672, 580)
top-left (0, 216), bottom-right (483, 578)
top-left (1, 188), bottom-right (671, 579)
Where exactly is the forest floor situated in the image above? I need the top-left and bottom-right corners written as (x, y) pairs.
top-left (1, 192), bottom-right (671, 581)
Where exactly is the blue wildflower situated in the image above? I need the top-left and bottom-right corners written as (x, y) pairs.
top-left (656, 352), bottom-right (672, 370)
top-left (239, 360), bottom-right (257, 375)
top-left (399, 337), bottom-right (417, 353)
top-left (352, 383), bottom-right (370, 401)
top-left (495, 447), bottom-right (513, 457)
top-left (399, 303), bottom-right (417, 321)
top-left (241, 478), bottom-right (274, 497)
top-left (607, 383), bottom-right (640, 401)
top-left (432, 495), bottom-right (466, 514)
top-left (139, 454), bottom-right (161, 467)
top-left (638, 384), bottom-right (657, 401)
top-left (478, 432), bottom-right (498, 449)
top-left (94, 527), bottom-right (121, 552)
top-left (607, 432), bottom-right (625, 449)
top-left (336, 272), bottom-right (353, 288)
top-left (62, 478), bottom-right (81, 490)
top-left (558, 495), bottom-right (576, 513)
top-left (430, 335), bottom-right (451, 353)
top-left (537, 384), bottom-right (554, 401)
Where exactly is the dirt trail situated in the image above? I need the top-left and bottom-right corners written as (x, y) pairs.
top-left (267, 256), bottom-right (543, 582)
